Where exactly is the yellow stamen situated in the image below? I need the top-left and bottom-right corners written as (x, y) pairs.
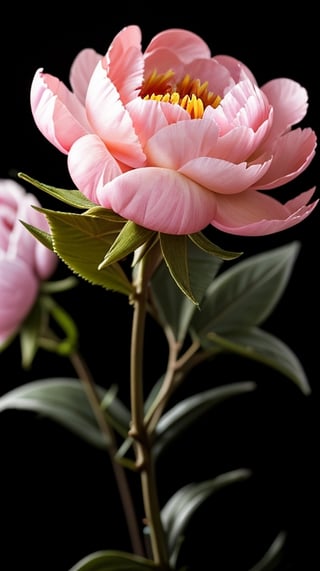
top-left (141, 70), bottom-right (221, 119)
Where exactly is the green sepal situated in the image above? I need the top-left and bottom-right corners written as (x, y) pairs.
top-left (20, 219), bottom-right (54, 251)
top-left (33, 207), bottom-right (134, 295)
top-left (68, 550), bottom-right (159, 570)
top-left (98, 221), bottom-right (156, 270)
top-left (18, 172), bottom-right (95, 209)
top-left (159, 234), bottom-right (225, 306)
top-left (189, 231), bottom-right (242, 260)
top-left (248, 531), bottom-right (287, 571)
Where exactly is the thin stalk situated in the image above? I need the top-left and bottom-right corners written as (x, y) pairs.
top-left (129, 251), bottom-right (169, 568)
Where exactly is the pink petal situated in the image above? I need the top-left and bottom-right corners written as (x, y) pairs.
top-left (30, 69), bottom-right (91, 153)
top-left (0, 258), bottom-right (38, 346)
top-left (70, 48), bottom-right (102, 105)
top-left (68, 134), bottom-right (122, 204)
top-left (144, 29), bottom-right (211, 63)
top-left (97, 167), bottom-right (218, 234)
top-left (261, 78), bottom-right (309, 145)
top-left (106, 25), bottom-right (143, 104)
top-left (251, 128), bottom-right (317, 190)
top-left (211, 187), bottom-right (318, 236)
top-left (86, 61), bottom-right (145, 167)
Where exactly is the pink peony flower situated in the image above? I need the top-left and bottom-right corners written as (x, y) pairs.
top-left (0, 179), bottom-right (58, 346)
top-left (30, 26), bottom-right (318, 236)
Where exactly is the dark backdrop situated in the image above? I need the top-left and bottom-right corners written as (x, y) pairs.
top-left (1, 6), bottom-right (319, 570)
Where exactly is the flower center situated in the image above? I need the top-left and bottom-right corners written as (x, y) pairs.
top-left (141, 70), bottom-right (221, 119)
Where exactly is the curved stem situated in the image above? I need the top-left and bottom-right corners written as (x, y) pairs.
top-left (130, 250), bottom-right (169, 568)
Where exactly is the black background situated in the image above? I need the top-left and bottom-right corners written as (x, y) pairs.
top-left (1, 5), bottom-right (319, 570)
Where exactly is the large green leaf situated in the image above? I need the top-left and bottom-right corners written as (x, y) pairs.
top-left (159, 234), bottom-right (225, 306)
top-left (190, 241), bottom-right (300, 336)
top-left (36, 208), bottom-right (134, 295)
top-left (153, 382), bottom-right (256, 458)
top-left (204, 327), bottom-right (310, 394)
top-left (68, 550), bottom-right (158, 570)
top-left (0, 378), bottom-right (108, 448)
top-left (161, 469), bottom-right (251, 566)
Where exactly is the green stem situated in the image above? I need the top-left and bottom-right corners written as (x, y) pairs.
top-left (130, 249), bottom-right (169, 568)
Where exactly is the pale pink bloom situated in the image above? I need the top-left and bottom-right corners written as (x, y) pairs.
top-left (30, 26), bottom-right (318, 235)
top-left (0, 179), bottom-right (58, 346)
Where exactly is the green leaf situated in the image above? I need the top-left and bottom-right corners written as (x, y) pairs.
top-left (99, 221), bottom-right (156, 269)
top-left (19, 299), bottom-right (44, 368)
top-left (161, 469), bottom-right (251, 566)
top-left (153, 382), bottom-right (256, 458)
top-left (37, 208), bottom-right (134, 295)
top-left (159, 234), bottom-right (225, 306)
top-left (18, 172), bottom-right (96, 209)
top-left (205, 327), bottom-right (310, 394)
top-left (191, 241), bottom-right (301, 336)
top-left (189, 231), bottom-right (242, 260)
top-left (20, 219), bottom-right (55, 251)
top-left (68, 550), bottom-right (158, 570)
top-left (248, 531), bottom-right (287, 571)
top-left (0, 378), bottom-right (109, 449)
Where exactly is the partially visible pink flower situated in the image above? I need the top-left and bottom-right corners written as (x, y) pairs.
top-left (0, 179), bottom-right (58, 347)
top-left (30, 25), bottom-right (318, 236)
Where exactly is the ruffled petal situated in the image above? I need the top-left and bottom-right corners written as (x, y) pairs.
top-left (68, 134), bottom-right (122, 204)
top-left (144, 28), bottom-right (211, 63)
top-left (30, 69), bottom-right (91, 153)
top-left (70, 48), bottom-right (102, 105)
top-left (211, 188), bottom-right (319, 236)
top-left (251, 128), bottom-right (317, 190)
top-left (97, 167), bottom-right (218, 234)
top-left (86, 61), bottom-right (145, 167)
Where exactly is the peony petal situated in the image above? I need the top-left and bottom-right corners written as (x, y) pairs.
top-left (211, 188), bottom-right (319, 236)
top-left (144, 28), bottom-right (211, 63)
top-left (97, 167), bottom-right (218, 234)
top-left (179, 156), bottom-right (272, 194)
top-left (106, 25), bottom-right (143, 104)
top-left (251, 128), bottom-right (317, 190)
top-left (30, 69), bottom-right (91, 153)
top-left (70, 48), bottom-right (102, 105)
top-left (68, 134), bottom-right (122, 204)
top-left (0, 258), bottom-right (38, 346)
top-left (261, 78), bottom-right (309, 145)
top-left (86, 61), bottom-right (145, 167)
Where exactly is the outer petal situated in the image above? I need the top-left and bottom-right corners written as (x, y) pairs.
top-left (211, 187), bottom-right (318, 236)
top-left (97, 167), bottom-right (218, 234)
top-left (251, 128), bottom-right (317, 190)
top-left (106, 25), bottom-right (143, 104)
top-left (86, 61), bottom-right (146, 167)
top-left (68, 134), bottom-right (123, 204)
top-left (0, 258), bottom-right (38, 346)
top-left (261, 78), bottom-right (309, 146)
top-left (30, 69), bottom-right (91, 153)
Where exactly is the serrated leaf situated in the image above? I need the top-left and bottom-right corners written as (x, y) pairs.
top-left (248, 531), bottom-right (287, 571)
top-left (153, 382), bottom-right (256, 458)
top-left (37, 208), bottom-right (133, 295)
top-left (0, 378), bottom-right (109, 449)
top-left (205, 327), bottom-right (310, 394)
top-left (18, 172), bottom-right (95, 209)
top-left (21, 220), bottom-right (54, 251)
top-left (68, 550), bottom-right (158, 570)
top-left (191, 241), bottom-right (301, 336)
top-left (159, 234), bottom-right (225, 306)
top-left (99, 221), bottom-right (156, 269)
top-left (161, 469), bottom-right (251, 566)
